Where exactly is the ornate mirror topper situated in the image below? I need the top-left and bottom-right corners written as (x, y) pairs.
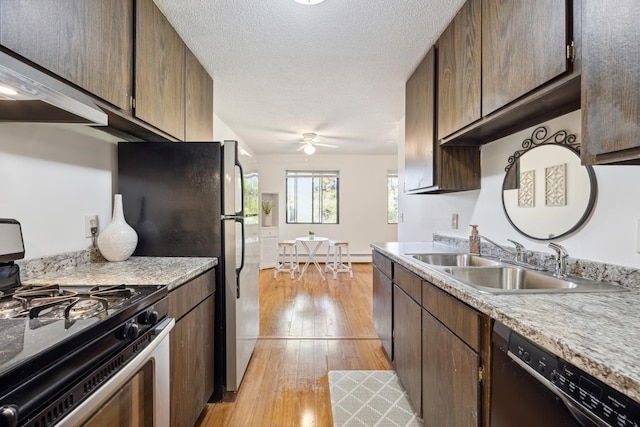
top-left (504, 127), bottom-right (580, 173)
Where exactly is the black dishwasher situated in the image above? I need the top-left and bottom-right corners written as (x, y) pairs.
top-left (491, 322), bottom-right (640, 427)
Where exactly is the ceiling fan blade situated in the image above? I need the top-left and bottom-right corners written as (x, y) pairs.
top-left (295, 145), bottom-right (306, 151)
top-left (315, 143), bottom-right (339, 148)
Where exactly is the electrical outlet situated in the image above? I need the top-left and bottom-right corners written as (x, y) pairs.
top-left (451, 213), bottom-right (459, 230)
top-left (84, 215), bottom-right (98, 238)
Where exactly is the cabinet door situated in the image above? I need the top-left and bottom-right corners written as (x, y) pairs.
top-left (135, 0), bottom-right (185, 139)
top-left (260, 236), bottom-right (278, 269)
top-left (405, 47), bottom-right (435, 192)
top-left (581, 1), bottom-right (640, 163)
top-left (373, 265), bottom-right (393, 360)
top-left (437, 0), bottom-right (482, 139)
top-left (0, 0), bottom-right (133, 111)
top-left (393, 285), bottom-right (422, 416)
top-left (422, 309), bottom-right (480, 427)
top-left (185, 48), bottom-right (214, 141)
top-left (170, 294), bottom-right (215, 427)
top-left (482, 0), bottom-right (568, 115)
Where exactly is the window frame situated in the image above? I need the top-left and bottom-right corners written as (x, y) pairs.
top-left (285, 170), bottom-right (340, 224)
top-left (387, 171), bottom-right (398, 224)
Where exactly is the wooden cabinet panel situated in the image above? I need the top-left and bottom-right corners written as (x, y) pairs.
top-left (393, 285), bottom-right (422, 416)
top-left (169, 269), bottom-right (215, 427)
top-left (372, 250), bottom-right (393, 280)
top-left (170, 294), bottom-right (215, 427)
top-left (405, 47), bottom-right (436, 192)
top-left (422, 309), bottom-right (480, 427)
top-left (581, 1), bottom-right (640, 164)
top-left (394, 265), bottom-right (421, 303)
top-left (405, 46), bottom-right (481, 193)
top-left (482, 0), bottom-right (568, 115)
top-left (0, 0), bottom-right (133, 111)
top-left (135, 0), bottom-right (185, 139)
top-left (373, 265), bottom-right (393, 360)
top-left (437, 0), bottom-right (482, 139)
top-left (169, 269), bottom-right (216, 320)
top-left (422, 282), bottom-right (481, 352)
top-left (185, 48), bottom-right (214, 141)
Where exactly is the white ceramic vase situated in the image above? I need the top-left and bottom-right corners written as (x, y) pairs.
top-left (97, 194), bottom-right (138, 262)
top-left (263, 213), bottom-right (272, 227)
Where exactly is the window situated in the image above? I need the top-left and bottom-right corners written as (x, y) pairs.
top-left (286, 170), bottom-right (339, 224)
top-left (387, 172), bottom-right (398, 224)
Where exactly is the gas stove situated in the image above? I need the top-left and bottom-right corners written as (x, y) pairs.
top-left (0, 282), bottom-right (168, 426)
top-left (0, 219), bottom-right (174, 426)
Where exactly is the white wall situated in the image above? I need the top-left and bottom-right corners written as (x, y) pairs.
top-left (0, 123), bottom-right (118, 259)
top-left (258, 153), bottom-right (398, 259)
top-left (398, 110), bottom-right (640, 269)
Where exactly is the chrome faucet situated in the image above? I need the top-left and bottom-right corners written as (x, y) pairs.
top-left (507, 239), bottom-right (527, 263)
top-left (478, 235), bottom-right (516, 260)
top-left (548, 242), bottom-right (569, 277)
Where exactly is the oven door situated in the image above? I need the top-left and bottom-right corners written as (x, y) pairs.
top-left (57, 317), bottom-right (174, 427)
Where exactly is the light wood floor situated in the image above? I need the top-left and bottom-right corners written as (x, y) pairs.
top-left (195, 263), bottom-right (392, 427)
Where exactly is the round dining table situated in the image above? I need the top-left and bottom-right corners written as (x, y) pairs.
top-left (295, 236), bottom-right (328, 281)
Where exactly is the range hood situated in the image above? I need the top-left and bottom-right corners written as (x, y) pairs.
top-left (0, 51), bottom-right (108, 126)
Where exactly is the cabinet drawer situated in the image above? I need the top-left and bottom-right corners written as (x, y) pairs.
top-left (169, 268), bottom-right (215, 321)
top-left (422, 282), bottom-right (480, 352)
top-left (372, 250), bottom-right (393, 279)
top-left (394, 265), bottom-right (421, 303)
top-left (260, 228), bottom-right (279, 238)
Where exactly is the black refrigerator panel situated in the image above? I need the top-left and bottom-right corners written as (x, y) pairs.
top-left (117, 142), bottom-right (223, 258)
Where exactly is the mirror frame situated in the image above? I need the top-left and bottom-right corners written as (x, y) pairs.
top-left (501, 126), bottom-right (598, 241)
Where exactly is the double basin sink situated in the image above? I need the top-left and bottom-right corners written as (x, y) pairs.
top-left (409, 253), bottom-right (626, 294)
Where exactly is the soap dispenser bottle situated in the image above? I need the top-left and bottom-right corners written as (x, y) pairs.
top-left (469, 225), bottom-right (481, 255)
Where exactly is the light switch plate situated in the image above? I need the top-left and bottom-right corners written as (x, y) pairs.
top-left (451, 213), bottom-right (459, 230)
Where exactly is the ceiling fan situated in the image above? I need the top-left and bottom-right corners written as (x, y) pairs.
top-left (294, 133), bottom-right (339, 155)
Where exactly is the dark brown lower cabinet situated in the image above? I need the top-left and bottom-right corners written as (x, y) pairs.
top-left (422, 309), bottom-right (480, 427)
top-left (373, 265), bottom-right (393, 360)
top-left (393, 285), bottom-right (422, 415)
top-left (168, 269), bottom-right (215, 427)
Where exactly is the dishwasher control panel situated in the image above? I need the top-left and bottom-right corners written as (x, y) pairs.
top-left (509, 332), bottom-right (640, 427)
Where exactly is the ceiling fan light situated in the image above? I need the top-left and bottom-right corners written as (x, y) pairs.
top-left (294, 0), bottom-right (325, 4)
top-left (303, 144), bottom-right (316, 155)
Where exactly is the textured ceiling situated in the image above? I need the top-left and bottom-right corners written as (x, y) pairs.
top-left (153, 0), bottom-right (465, 155)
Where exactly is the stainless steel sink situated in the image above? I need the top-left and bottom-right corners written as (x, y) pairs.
top-left (442, 266), bottom-right (627, 294)
top-left (411, 253), bottom-right (501, 267)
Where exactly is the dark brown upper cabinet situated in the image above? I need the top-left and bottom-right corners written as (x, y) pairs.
top-left (405, 47), bottom-right (480, 194)
top-left (437, 0), bottom-right (481, 140)
top-left (438, 0), bottom-right (580, 146)
top-left (581, 1), bottom-right (640, 165)
top-left (185, 49), bottom-right (214, 141)
top-left (0, 0), bottom-right (134, 112)
top-left (135, 0), bottom-right (185, 140)
top-left (482, 0), bottom-right (569, 116)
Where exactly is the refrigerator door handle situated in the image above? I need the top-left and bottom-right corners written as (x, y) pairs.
top-left (235, 153), bottom-right (245, 217)
top-left (235, 216), bottom-right (245, 299)
top-left (234, 144), bottom-right (245, 299)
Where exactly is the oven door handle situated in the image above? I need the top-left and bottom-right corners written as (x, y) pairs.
top-left (57, 317), bottom-right (175, 427)
top-left (507, 351), bottom-right (606, 427)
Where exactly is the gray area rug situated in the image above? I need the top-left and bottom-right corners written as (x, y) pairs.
top-left (328, 370), bottom-right (423, 427)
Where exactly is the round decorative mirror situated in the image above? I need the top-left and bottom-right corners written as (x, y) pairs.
top-left (501, 127), bottom-right (597, 240)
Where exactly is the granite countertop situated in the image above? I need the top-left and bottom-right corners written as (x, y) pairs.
top-left (371, 241), bottom-right (640, 403)
top-left (23, 256), bottom-right (218, 291)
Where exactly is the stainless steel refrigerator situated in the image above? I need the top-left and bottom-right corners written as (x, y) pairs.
top-left (117, 141), bottom-right (259, 399)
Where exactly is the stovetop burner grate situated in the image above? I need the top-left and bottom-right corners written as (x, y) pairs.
top-left (0, 284), bottom-right (135, 320)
